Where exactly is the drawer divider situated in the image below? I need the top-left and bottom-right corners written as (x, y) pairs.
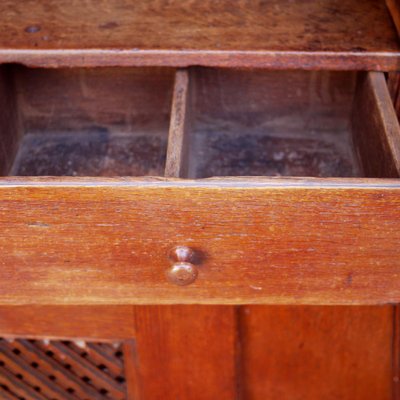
top-left (165, 68), bottom-right (191, 178)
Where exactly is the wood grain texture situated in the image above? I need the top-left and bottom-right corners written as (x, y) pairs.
top-left (240, 306), bottom-right (393, 400)
top-left (352, 72), bottom-right (400, 178)
top-left (189, 69), bottom-right (359, 178)
top-left (131, 306), bottom-right (237, 400)
top-left (0, 178), bottom-right (399, 305)
top-left (0, 306), bottom-right (135, 340)
top-left (165, 69), bottom-right (190, 178)
top-left (0, 0), bottom-right (398, 69)
top-left (14, 66), bottom-right (174, 135)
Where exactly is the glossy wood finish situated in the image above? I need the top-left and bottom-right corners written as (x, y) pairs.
top-left (131, 306), bottom-right (237, 400)
top-left (0, 306), bottom-right (135, 341)
top-left (0, 69), bottom-right (398, 305)
top-left (0, 178), bottom-right (399, 305)
top-left (240, 306), bottom-right (394, 400)
top-left (0, 2), bottom-right (398, 398)
top-left (0, 0), bottom-right (398, 69)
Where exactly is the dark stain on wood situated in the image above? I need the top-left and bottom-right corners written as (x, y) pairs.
top-left (12, 132), bottom-right (167, 177)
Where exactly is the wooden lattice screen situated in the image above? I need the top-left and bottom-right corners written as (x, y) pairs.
top-left (0, 338), bottom-right (127, 399)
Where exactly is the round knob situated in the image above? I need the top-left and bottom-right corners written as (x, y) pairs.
top-left (166, 262), bottom-right (198, 286)
top-left (167, 246), bottom-right (198, 286)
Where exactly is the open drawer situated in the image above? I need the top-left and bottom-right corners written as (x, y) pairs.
top-left (0, 66), bottom-right (399, 305)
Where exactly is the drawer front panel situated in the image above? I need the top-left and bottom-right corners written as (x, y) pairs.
top-left (0, 179), bottom-right (399, 305)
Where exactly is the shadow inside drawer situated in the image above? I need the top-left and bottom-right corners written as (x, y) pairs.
top-left (11, 131), bottom-right (167, 177)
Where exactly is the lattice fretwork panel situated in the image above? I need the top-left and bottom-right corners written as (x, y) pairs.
top-left (0, 338), bottom-right (127, 399)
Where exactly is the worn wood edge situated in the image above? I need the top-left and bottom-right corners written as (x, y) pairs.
top-left (165, 69), bottom-right (190, 178)
top-left (370, 72), bottom-right (400, 173)
top-left (0, 176), bottom-right (400, 188)
top-left (0, 50), bottom-right (399, 70)
top-left (0, 297), bottom-right (399, 307)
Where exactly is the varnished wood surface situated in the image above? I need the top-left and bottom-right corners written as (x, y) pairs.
top-left (0, 178), bottom-right (400, 305)
top-left (0, 0), bottom-right (398, 69)
top-left (131, 306), bottom-right (237, 399)
top-left (0, 306), bottom-right (135, 341)
top-left (240, 306), bottom-right (393, 400)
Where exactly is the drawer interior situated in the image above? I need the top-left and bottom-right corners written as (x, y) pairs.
top-left (2, 66), bottom-right (175, 177)
top-left (0, 66), bottom-right (398, 180)
top-left (188, 69), bottom-right (360, 178)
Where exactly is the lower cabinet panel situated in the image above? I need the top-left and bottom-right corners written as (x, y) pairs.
top-left (240, 305), bottom-right (394, 400)
top-left (0, 305), bottom-right (396, 400)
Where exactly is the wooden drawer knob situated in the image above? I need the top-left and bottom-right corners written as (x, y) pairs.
top-left (167, 246), bottom-right (197, 286)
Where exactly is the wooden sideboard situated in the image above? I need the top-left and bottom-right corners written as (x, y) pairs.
top-left (0, 1), bottom-right (400, 399)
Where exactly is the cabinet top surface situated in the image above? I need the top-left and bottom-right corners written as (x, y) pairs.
top-left (0, 0), bottom-right (399, 69)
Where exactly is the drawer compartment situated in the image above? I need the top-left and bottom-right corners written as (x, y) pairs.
top-left (188, 69), bottom-right (360, 178)
top-left (0, 67), bottom-right (399, 305)
top-left (2, 66), bottom-right (175, 177)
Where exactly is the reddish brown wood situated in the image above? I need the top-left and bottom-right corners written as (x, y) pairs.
top-left (131, 306), bottom-right (237, 399)
top-left (122, 340), bottom-right (140, 400)
top-left (0, 178), bottom-right (399, 305)
top-left (0, 306), bottom-right (135, 340)
top-left (240, 306), bottom-right (393, 400)
top-left (0, 0), bottom-right (398, 69)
